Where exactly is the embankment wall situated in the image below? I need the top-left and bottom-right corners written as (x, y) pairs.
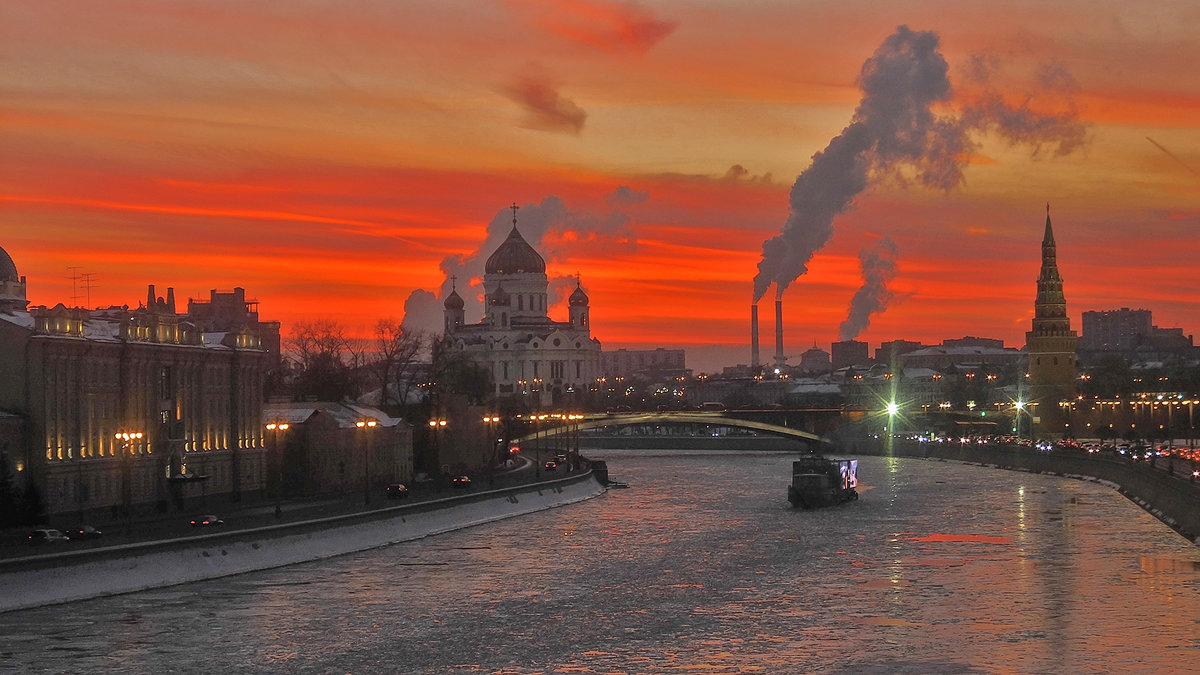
top-left (0, 472), bottom-right (605, 613)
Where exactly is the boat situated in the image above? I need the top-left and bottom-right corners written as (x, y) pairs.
top-left (787, 455), bottom-right (858, 508)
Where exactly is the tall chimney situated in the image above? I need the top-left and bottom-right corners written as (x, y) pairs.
top-left (750, 304), bottom-right (760, 368)
top-left (775, 298), bottom-right (784, 367)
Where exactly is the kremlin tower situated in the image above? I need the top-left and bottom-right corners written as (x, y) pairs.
top-left (1024, 205), bottom-right (1078, 438)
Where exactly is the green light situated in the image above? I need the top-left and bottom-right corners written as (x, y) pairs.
top-left (886, 402), bottom-right (899, 416)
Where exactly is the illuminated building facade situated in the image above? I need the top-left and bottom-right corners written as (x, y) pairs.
top-left (442, 208), bottom-right (602, 408)
top-left (0, 244), bottom-right (272, 517)
top-left (1024, 208), bottom-right (1078, 437)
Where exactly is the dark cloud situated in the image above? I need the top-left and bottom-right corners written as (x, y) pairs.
top-left (607, 185), bottom-right (649, 206)
top-left (504, 76), bottom-right (587, 135)
top-left (531, 0), bottom-right (677, 55)
top-left (723, 164), bottom-right (775, 185)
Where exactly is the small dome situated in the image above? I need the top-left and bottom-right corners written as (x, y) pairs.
top-left (489, 284), bottom-right (511, 306)
top-left (569, 283), bottom-right (589, 306)
top-left (485, 226), bottom-right (545, 275)
top-left (0, 245), bottom-right (18, 283)
top-left (443, 288), bottom-right (464, 310)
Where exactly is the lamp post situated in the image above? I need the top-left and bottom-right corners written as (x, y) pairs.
top-left (114, 431), bottom-right (143, 533)
top-left (886, 401), bottom-right (898, 454)
top-left (428, 418), bottom-right (447, 484)
top-left (356, 418), bottom-right (378, 505)
top-left (265, 422), bottom-right (289, 518)
top-left (482, 415), bottom-right (501, 485)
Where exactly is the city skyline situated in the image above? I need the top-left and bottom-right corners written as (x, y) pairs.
top-left (3, 1), bottom-right (1197, 373)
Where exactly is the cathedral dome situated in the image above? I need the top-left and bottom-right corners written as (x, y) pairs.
top-left (443, 288), bottom-right (464, 310)
top-left (569, 283), bottom-right (589, 306)
top-left (485, 226), bottom-right (545, 275)
top-left (0, 245), bottom-right (18, 283)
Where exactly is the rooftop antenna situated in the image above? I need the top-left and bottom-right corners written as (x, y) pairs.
top-left (66, 266), bottom-right (82, 307)
top-left (80, 272), bottom-right (98, 308)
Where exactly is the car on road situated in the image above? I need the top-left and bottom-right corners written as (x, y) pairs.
top-left (190, 514), bottom-right (224, 527)
top-left (555, 454), bottom-right (568, 464)
top-left (28, 529), bottom-right (70, 545)
top-left (386, 483), bottom-right (409, 499)
top-left (451, 475), bottom-right (472, 489)
top-left (543, 460), bottom-right (557, 471)
top-left (66, 525), bottom-right (103, 539)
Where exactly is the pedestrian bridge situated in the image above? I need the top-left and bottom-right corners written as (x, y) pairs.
top-left (517, 410), bottom-right (836, 448)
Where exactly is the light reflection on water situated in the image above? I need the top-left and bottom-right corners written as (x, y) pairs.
top-left (2, 452), bottom-right (1199, 674)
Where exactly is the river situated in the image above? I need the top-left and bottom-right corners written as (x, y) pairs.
top-left (2, 451), bottom-right (1199, 674)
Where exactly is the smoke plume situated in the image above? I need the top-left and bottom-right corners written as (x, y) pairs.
top-left (752, 25), bottom-right (1088, 303)
top-left (839, 237), bottom-right (898, 341)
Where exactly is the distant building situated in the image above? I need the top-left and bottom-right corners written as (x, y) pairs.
top-left (898, 344), bottom-right (1022, 371)
top-left (1025, 208), bottom-right (1078, 437)
top-left (602, 348), bottom-right (687, 379)
top-left (1080, 308), bottom-right (1193, 356)
top-left (943, 336), bottom-right (1005, 350)
top-left (263, 402), bottom-right (412, 498)
top-left (875, 339), bottom-right (924, 364)
top-left (0, 243), bottom-right (274, 518)
top-left (187, 287), bottom-right (282, 370)
top-left (442, 207), bottom-right (602, 409)
top-left (831, 340), bottom-right (869, 370)
top-left (799, 346), bottom-right (832, 374)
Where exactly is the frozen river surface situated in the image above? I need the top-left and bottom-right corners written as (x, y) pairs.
top-left (3, 452), bottom-right (1199, 673)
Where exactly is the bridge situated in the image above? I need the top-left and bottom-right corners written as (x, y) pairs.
top-left (514, 408), bottom-right (841, 450)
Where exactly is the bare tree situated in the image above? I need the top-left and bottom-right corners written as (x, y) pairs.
top-left (287, 320), bottom-right (358, 401)
top-left (369, 319), bottom-right (428, 410)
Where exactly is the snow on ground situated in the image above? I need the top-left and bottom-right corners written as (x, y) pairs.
top-left (0, 476), bottom-right (606, 613)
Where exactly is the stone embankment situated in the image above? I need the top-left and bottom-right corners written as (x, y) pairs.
top-left (850, 438), bottom-right (1200, 545)
top-left (0, 471), bottom-right (606, 613)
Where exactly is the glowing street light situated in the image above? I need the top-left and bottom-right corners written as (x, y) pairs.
top-left (265, 422), bottom-right (290, 518)
top-left (356, 418), bottom-right (378, 505)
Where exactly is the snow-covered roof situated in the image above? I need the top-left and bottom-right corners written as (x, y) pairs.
top-left (263, 401), bottom-right (403, 430)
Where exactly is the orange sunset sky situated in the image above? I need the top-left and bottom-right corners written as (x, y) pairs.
top-left (2, 1), bottom-right (1198, 372)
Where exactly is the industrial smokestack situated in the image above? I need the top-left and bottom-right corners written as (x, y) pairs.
top-left (750, 304), bottom-right (760, 368)
top-left (775, 298), bottom-right (784, 367)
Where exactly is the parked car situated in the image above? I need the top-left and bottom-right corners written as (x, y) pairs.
top-left (386, 483), bottom-right (409, 499)
top-left (190, 514), bottom-right (224, 527)
top-left (451, 475), bottom-right (472, 489)
top-left (66, 525), bottom-right (103, 539)
top-left (29, 529), bottom-right (70, 545)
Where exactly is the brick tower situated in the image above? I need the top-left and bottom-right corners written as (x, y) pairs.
top-left (1024, 205), bottom-right (1078, 438)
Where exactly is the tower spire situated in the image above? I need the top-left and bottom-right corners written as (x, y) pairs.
top-left (510, 202), bottom-right (520, 229)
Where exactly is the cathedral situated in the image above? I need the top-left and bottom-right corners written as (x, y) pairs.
top-left (1024, 205), bottom-right (1078, 437)
top-left (442, 206), bottom-right (602, 408)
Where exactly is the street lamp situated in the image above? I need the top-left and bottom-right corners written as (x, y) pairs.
top-left (114, 431), bottom-right (143, 532)
top-left (1014, 401), bottom-right (1026, 441)
top-left (265, 422), bottom-right (289, 518)
top-left (482, 415), bottom-right (502, 485)
top-left (357, 418), bottom-right (378, 505)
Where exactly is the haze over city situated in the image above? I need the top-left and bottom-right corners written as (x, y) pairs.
top-left (3, 1), bottom-right (1198, 372)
